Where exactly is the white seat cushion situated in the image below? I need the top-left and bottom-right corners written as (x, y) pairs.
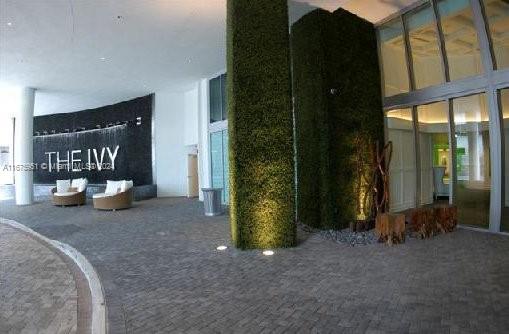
top-left (54, 192), bottom-right (78, 197)
top-left (93, 193), bottom-right (116, 199)
top-left (56, 179), bottom-right (71, 193)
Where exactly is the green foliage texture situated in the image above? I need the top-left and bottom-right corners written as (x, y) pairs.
top-left (227, 0), bottom-right (296, 249)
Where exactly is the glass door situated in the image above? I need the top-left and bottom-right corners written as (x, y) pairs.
top-left (417, 101), bottom-right (451, 206)
top-left (501, 88), bottom-right (509, 231)
top-left (386, 108), bottom-right (417, 212)
top-left (452, 93), bottom-right (491, 228)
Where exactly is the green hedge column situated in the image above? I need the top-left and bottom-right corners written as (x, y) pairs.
top-left (291, 10), bottom-right (334, 229)
top-left (292, 9), bottom-right (384, 230)
top-left (227, 0), bottom-right (296, 249)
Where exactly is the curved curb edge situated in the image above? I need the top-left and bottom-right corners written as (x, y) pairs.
top-left (0, 218), bottom-right (107, 334)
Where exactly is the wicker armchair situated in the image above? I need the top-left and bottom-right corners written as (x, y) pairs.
top-left (93, 188), bottom-right (133, 211)
top-left (51, 187), bottom-right (86, 206)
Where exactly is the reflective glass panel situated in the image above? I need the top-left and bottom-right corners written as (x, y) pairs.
top-left (406, 4), bottom-right (445, 89)
top-left (210, 76), bottom-right (222, 123)
top-left (437, 0), bottom-right (483, 80)
top-left (386, 108), bottom-right (416, 212)
top-left (417, 101), bottom-right (450, 206)
top-left (210, 131), bottom-right (224, 194)
top-left (221, 74), bottom-right (228, 120)
top-left (482, 0), bottom-right (509, 69)
top-left (379, 19), bottom-right (410, 97)
top-left (222, 130), bottom-right (229, 204)
top-left (501, 88), bottom-right (509, 231)
top-left (453, 93), bottom-right (491, 228)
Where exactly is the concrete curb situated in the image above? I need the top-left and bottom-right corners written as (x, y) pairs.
top-left (0, 218), bottom-right (107, 334)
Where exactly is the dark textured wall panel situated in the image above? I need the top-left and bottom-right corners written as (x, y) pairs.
top-left (33, 95), bottom-right (153, 185)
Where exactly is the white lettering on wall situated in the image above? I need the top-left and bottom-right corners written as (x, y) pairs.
top-left (45, 152), bottom-right (56, 172)
top-left (71, 150), bottom-right (81, 172)
top-left (43, 146), bottom-right (120, 173)
top-left (93, 148), bottom-right (106, 171)
top-left (56, 151), bottom-right (70, 172)
top-left (106, 145), bottom-right (119, 171)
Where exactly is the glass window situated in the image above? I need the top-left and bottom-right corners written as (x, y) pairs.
top-left (221, 74), bottom-right (228, 120)
top-left (437, 0), bottom-right (483, 80)
top-left (406, 4), bottom-right (445, 89)
top-left (222, 130), bottom-right (229, 204)
top-left (386, 108), bottom-right (416, 212)
top-left (501, 88), bottom-right (509, 231)
top-left (210, 130), bottom-right (229, 204)
top-left (453, 93), bottom-right (491, 228)
top-left (482, 0), bottom-right (509, 69)
top-left (210, 74), bottom-right (228, 123)
top-left (379, 19), bottom-right (410, 97)
top-left (417, 101), bottom-right (451, 206)
top-left (210, 76), bottom-right (222, 123)
top-left (0, 117), bottom-right (14, 186)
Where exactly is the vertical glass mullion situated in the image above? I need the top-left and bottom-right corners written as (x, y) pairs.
top-left (447, 99), bottom-right (457, 205)
top-left (401, 15), bottom-right (416, 91)
top-left (412, 106), bottom-right (421, 207)
top-left (430, 0), bottom-right (451, 82)
top-left (476, 0), bottom-right (497, 70)
top-left (469, 0), bottom-right (495, 73)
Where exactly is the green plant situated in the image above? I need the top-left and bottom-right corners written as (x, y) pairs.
top-left (227, 0), bottom-right (296, 249)
top-left (292, 8), bottom-right (384, 230)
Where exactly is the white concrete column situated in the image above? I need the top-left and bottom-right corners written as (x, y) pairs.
top-left (197, 78), bottom-right (211, 201)
top-left (14, 87), bottom-right (35, 205)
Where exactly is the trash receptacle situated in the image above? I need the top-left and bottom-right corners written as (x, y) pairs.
top-left (201, 188), bottom-right (223, 216)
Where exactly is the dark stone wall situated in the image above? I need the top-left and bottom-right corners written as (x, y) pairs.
top-left (33, 95), bottom-right (153, 185)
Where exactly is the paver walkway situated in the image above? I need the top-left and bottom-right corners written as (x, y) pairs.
top-left (0, 224), bottom-right (78, 334)
top-left (1, 197), bottom-right (509, 333)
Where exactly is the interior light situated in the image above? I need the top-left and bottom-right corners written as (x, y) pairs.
top-left (100, 57), bottom-right (106, 61)
top-left (262, 250), bottom-right (274, 256)
top-left (7, 22), bottom-right (12, 26)
top-left (216, 245), bottom-right (227, 251)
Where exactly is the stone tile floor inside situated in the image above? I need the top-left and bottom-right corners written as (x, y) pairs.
top-left (0, 224), bottom-right (77, 334)
top-left (1, 197), bottom-right (509, 333)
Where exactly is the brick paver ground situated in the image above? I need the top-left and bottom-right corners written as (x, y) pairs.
top-left (1, 197), bottom-right (509, 333)
top-left (0, 224), bottom-right (78, 334)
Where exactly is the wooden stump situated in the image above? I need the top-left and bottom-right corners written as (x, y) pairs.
top-left (410, 205), bottom-right (457, 238)
top-left (410, 208), bottom-right (437, 239)
top-left (375, 213), bottom-right (405, 245)
top-left (434, 205), bottom-right (457, 233)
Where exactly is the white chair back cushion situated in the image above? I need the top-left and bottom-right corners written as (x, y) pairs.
top-left (56, 179), bottom-right (71, 193)
top-left (121, 180), bottom-right (134, 192)
top-left (105, 180), bottom-right (123, 195)
top-left (77, 178), bottom-right (88, 192)
top-left (71, 178), bottom-right (82, 189)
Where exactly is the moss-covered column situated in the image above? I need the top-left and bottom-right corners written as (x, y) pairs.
top-left (291, 10), bottom-right (334, 229)
top-left (227, 0), bottom-right (295, 249)
top-left (292, 9), bottom-right (384, 230)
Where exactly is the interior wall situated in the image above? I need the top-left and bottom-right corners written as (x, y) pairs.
top-left (154, 88), bottom-right (187, 197)
top-left (185, 86), bottom-right (199, 147)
